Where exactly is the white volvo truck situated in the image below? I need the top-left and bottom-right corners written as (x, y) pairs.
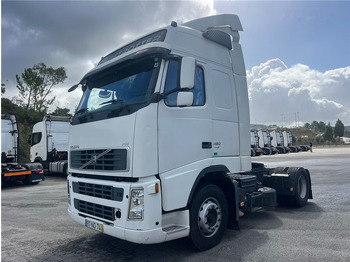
top-left (270, 130), bottom-right (290, 154)
top-left (67, 14), bottom-right (313, 250)
top-left (257, 130), bottom-right (278, 155)
top-left (30, 115), bottom-right (70, 174)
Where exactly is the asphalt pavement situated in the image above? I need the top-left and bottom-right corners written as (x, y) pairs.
top-left (1, 147), bottom-right (350, 262)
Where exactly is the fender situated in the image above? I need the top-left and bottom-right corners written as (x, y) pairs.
top-left (267, 167), bottom-right (313, 199)
top-left (187, 165), bottom-right (240, 230)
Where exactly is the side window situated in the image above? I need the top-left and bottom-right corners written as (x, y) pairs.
top-left (164, 60), bottom-right (205, 107)
top-left (164, 60), bottom-right (179, 106)
top-left (193, 66), bottom-right (205, 106)
top-left (31, 132), bottom-right (42, 146)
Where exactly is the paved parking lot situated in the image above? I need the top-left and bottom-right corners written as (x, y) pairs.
top-left (2, 147), bottom-right (350, 262)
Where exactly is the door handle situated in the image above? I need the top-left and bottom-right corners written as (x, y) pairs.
top-left (202, 142), bottom-right (212, 149)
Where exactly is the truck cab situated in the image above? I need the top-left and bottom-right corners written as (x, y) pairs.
top-left (270, 130), bottom-right (290, 154)
top-left (30, 115), bottom-right (70, 174)
top-left (250, 130), bottom-right (262, 156)
top-left (67, 14), bottom-right (312, 250)
top-left (257, 130), bottom-right (278, 155)
top-left (282, 130), bottom-right (301, 153)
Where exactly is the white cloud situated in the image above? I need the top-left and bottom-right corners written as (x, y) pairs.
top-left (248, 59), bottom-right (350, 126)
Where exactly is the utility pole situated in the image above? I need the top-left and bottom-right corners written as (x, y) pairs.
top-left (297, 112), bottom-right (300, 128)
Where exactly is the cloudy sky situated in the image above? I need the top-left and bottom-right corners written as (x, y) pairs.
top-left (2, 0), bottom-right (350, 126)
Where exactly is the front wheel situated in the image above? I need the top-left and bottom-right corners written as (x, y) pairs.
top-left (189, 184), bottom-right (228, 251)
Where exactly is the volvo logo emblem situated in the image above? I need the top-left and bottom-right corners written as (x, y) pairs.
top-left (91, 155), bottom-right (98, 164)
top-left (79, 149), bottom-right (112, 169)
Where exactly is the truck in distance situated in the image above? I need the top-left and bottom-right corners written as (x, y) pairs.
top-left (67, 14), bottom-right (313, 251)
top-left (2, 114), bottom-right (44, 187)
top-left (29, 115), bottom-right (70, 175)
top-left (250, 130), bottom-right (262, 156)
top-left (282, 130), bottom-right (302, 153)
top-left (270, 130), bottom-right (291, 154)
top-left (257, 130), bottom-right (278, 155)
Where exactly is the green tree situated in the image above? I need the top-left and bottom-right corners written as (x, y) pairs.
top-left (318, 121), bottom-right (326, 133)
top-left (303, 122), bottom-right (310, 129)
top-left (323, 122), bottom-right (334, 141)
top-left (1, 83), bottom-right (5, 94)
top-left (16, 62), bottom-right (67, 113)
top-left (52, 107), bottom-right (71, 117)
top-left (334, 119), bottom-right (345, 137)
top-left (309, 120), bottom-right (319, 131)
top-left (344, 129), bottom-right (350, 138)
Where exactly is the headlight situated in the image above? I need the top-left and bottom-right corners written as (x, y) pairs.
top-left (128, 188), bottom-right (144, 219)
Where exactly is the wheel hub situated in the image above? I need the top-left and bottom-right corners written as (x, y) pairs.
top-left (198, 198), bottom-right (222, 237)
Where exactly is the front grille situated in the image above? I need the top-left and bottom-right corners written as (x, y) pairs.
top-left (72, 181), bottom-right (123, 201)
top-left (74, 199), bottom-right (115, 221)
top-left (70, 149), bottom-right (127, 171)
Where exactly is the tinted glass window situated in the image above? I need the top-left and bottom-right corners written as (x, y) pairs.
top-left (31, 132), bottom-right (42, 146)
top-left (164, 60), bottom-right (205, 107)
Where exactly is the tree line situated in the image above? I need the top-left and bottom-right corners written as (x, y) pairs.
top-left (2, 62), bottom-right (71, 163)
top-left (303, 119), bottom-right (348, 143)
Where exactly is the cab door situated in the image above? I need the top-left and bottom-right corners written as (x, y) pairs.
top-left (158, 59), bottom-right (212, 174)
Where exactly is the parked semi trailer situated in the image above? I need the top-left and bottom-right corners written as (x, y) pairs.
top-left (270, 130), bottom-right (290, 154)
top-left (282, 130), bottom-right (302, 153)
top-left (67, 14), bottom-right (313, 251)
top-left (257, 130), bottom-right (278, 155)
top-left (29, 115), bottom-right (70, 175)
top-left (1, 114), bottom-right (44, 187)
top-left (250, 130), bottom-right (262, 156)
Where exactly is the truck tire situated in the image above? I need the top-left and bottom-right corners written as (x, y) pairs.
top-left (189, 184), bottom-right (228, 251)
top-left (291, 169), bottom-right (310, 207)
top-left (277, 168), bottom-right (310, 207)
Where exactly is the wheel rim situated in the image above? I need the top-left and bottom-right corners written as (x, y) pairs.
top-left (198, 197), bottom-right (222, 237)
top-left (298, 175), bottom-right (307, 199)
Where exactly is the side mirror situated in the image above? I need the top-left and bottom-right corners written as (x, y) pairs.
top-left (180, 57), bottom-right (196, 90)
top-left (177, 92), bottom-right (193, 107)
top-left (68, 84), bottom-right (79, 92)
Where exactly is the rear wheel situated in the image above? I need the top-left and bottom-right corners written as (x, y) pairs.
top-left (189, 184), bottom-right (228, 251)
top-left (277, 168), bottom-right (310, 207)
top-left (292, 170), bottom-right (309, 206)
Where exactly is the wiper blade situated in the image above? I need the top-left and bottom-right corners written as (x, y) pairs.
top-left (99, 99), bottom-right (124, 106)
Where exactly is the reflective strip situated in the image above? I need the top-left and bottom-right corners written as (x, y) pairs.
top-left (271, 173), bottom-right (290, 177)
top-left (3, 170), bottom-right (31, 177)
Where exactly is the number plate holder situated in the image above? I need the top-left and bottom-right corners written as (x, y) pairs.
top-left (85, 218), bottom-right (104, 233)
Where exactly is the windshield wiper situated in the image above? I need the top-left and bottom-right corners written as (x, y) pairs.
top-left (99, 99), bottom-right (124, 106)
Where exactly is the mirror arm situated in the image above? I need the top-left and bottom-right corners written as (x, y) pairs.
top-left (151, 87), bottom-right (185, 103)
top-left (150, 92), bottom-right (166, 103)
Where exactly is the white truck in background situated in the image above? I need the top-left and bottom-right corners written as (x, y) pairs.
top-left (282, 130), bottom-right (301, 153)
top-left (29, 115), bottom-right (70, 175)
top-left (67, 14), bottom-right (313, 250)
top-left (283, 130), bottom-right (309, 152)
top-left (270, 130), bottom-right (290, 154)
top-left (2, 114), bottom-right (44, 186)
top-left (257, 130), bottom-right (278, 155)
top-left (250, 130), bottom-right (262, 156)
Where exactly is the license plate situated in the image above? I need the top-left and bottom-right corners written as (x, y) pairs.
top-left (85, 218), bottom-right (104, 233)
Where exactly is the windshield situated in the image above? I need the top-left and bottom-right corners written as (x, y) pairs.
top-left (73, 55), bottom-right (160, 124)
